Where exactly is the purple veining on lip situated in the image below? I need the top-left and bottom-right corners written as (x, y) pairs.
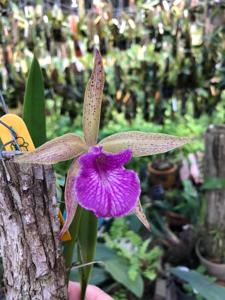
top-left (74, 146), bottom-right (141, 217)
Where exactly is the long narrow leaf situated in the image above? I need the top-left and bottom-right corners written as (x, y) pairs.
top-left (63, 205), bottom-right (82, 270)
top-left (78, 210), bottom-right (98, 300)
top-left (171, 267), bottom-right (225, 300)
top-left (23, 56), bottom-right (46, 147)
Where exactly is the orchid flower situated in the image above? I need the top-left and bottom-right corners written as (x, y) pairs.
top-left (15, 50), bottom-right (190, 237)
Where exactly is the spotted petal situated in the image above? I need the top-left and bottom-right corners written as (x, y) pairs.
top-left (99, 131), bottom-right (191, 157)
top-left (74, 147), bottom-right (141, 217)
top-left (15, 134), bottom-right (87, 164)
top-left (83, 49), bottom-right (105, 146)
top-left (134, 201), bottom-right (151, 231)
top-left (59, 159), bottom-right (79, 238)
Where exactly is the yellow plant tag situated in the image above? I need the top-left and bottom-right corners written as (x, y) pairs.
top-left (0, 113), bottom-right (71, 241)
top-left (0, 114), bottom-right (35, 151)
top-left (58, 210), bottom-right (72, 241)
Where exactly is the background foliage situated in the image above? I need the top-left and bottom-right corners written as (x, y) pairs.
top-left (0, 0), bottom-right (224, 140)
top-left (0, 1), bottom-right (225, 299)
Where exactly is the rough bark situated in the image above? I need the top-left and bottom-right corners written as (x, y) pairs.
top-left (204, 125), bottom-right (225, 230)
top-left (0, 159), bottom-right (68, 300)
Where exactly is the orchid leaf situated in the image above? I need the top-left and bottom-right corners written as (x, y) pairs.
top-left (100, 131), bottom-right (192, 157)
top-left (23, 56), bottom-right (46, 147)
top-left (83, 49), bottom-right (105, 146)
top-left (171, 267), bottom-right (225, 300)
top-left (15, 134), bottom-right (87, 164)
top-left (134, 201), bottom-right (151, 231)
top-left (104, 257), bottom-right (144, 298)
top-left (63, 205), bottom-right (83, 269)
top-left (78, 210), bottom-right (98, 300)
top-left (59, 159), bottom-right (80, 240)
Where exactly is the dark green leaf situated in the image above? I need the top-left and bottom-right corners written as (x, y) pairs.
top-left (78, 209), bottom-right (98, 299)
top-left (70, 267), bottom-right (108, 286)
top-left (201, 177), bottom-right (225, 190)
top-left (95, 243), bottom-right (117, 261)
top-left (171, 267), bottom-right (225, 300)
top-left (105, 257), bottom-right (144, 298)
top-left (72, 243), bottom-right (117, 262)
top-left (23, 56), bottom-right (46, 147)
top-left (63, 205), bottom-right (82, 270)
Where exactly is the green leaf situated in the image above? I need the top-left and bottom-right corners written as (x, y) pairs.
top-left (72, 243), bottom-right (117, 263)
top-left (201, 177), bottom-right (225, 190)
top-left (143, 270), bottom-right (157, 281)
top-left (170, 268), bottom-right (225, 300)
top-left (95, 243), bottom-right (117, 261)
top-left (78, 209), bottom-right (98, 300)
top-left (105, 257), bottom-right (144, 298)
top-left (23, 56), bottom-right (46, 147)
top-left (63, 205), bottom-right (82, 270)
top-left (70, 267), bottom-right (108, 286)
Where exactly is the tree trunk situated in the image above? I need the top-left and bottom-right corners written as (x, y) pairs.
top-left (0, 159), bottom-right (68, 300)
top-left (204, 125), bottom-right (225, 230)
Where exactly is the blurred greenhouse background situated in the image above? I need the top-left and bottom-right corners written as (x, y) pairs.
top-left (0, 0), bottom-right (225, 299)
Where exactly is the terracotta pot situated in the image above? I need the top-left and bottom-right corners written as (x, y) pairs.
top-left (195, 239), bottom-right (225, 280)
top-left (148, 161), bottom-right (177, 189)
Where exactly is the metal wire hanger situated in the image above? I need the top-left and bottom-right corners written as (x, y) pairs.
top-left (0, 91), bottom-right (8, 115)
top-left (0, 91), bottom-right (21, 152)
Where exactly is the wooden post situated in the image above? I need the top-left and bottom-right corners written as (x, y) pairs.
top-left (0, 160), bottom-right (68, 300)
top-left (204, 125), bottom-right (225, 230)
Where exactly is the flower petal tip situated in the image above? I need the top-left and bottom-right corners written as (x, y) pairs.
top-left (134, 201), bottom-right (151, 231)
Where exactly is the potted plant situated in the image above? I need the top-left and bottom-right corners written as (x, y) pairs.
top-left (148, 159), bottom-right (178, 189)
top-left (195, 232), bottom-right (225, 281)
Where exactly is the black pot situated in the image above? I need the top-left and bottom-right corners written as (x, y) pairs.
top-left (167, 279), bottom-right (197, 300)
top-left (176, 286), bottom-right (197, 300)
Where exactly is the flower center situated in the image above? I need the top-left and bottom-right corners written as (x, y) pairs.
top-left (95, 155), bottom-right (109, 184)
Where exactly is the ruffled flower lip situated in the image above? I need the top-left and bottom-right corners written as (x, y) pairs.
top-left (74, 146), bottom-right (141, 218)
